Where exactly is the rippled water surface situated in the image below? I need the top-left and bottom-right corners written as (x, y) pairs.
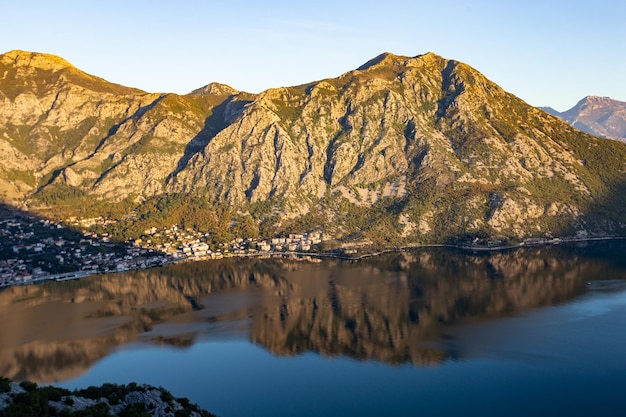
top-left (2, 242), bottom-right (626, 416)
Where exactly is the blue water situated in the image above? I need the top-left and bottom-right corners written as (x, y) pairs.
top-left (4, 243), bottom-right (626, 417)
top-left (57, 287), bottom-right (626, 417)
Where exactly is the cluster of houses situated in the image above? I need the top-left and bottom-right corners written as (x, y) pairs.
top-left (151, 229), bottom-right (325, 259)
top-left (228, 231), bottom-right (323, 255)
top-left (0, 258), bottom-right (32, 285)
top-left (67, 219), bottom-right (327, 260)
top-left (1, 211), bottom-right (328, 287)
top-left (270, 231), bottom-right (323, 252)
top-left (0, 216), bottom-right (172, 287)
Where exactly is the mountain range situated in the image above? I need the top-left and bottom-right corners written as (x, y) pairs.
top-left (1, 49), bottom-right (626, 245)
top-left (541, 96), bottom-right (626, 142)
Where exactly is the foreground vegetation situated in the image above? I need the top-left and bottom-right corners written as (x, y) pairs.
top-left (0, 378), bottom-right (215, 417)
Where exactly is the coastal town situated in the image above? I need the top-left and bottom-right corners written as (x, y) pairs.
top-left (0, 211), bottom-right (325, 288)
top-left (1, 209), bottom-right (614, 289)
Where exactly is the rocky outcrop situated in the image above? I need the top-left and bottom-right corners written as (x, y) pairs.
top-left (1, 50), bottom-right (626, 242)
top-left (0, 379), bottom-right (214, 416)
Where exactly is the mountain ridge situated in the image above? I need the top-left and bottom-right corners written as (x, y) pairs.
top-left (1, 49), bottom-right (626, 245)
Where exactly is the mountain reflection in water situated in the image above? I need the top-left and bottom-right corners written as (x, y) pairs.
top-left (1, 241), bottom-right (625, 383)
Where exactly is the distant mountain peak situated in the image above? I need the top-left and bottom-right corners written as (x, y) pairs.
top-left (543, 96), bottom-right (626, 142)
top-left (581, 95), bottom-right (615, 103)
top-left (0, 50), bottom-right (75, 72)
top-left (573, 95), bottom-right (620, 110)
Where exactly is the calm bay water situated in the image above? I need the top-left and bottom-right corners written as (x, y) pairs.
top-left (2, 242), bottom-right (626, 416)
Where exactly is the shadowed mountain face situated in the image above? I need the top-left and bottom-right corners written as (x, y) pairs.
top-left (2, 50), bottom-right (626, 243)
top-left (541, 96), bottom-right (626, 142)
top-left (1, 242), bottom-right (625, 383)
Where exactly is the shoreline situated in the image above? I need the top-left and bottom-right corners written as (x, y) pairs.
top-left (301, 235), bottom-right (626, 261)
top-left (1, 235), bottom-right (625, 290)
top-left (131, 234), bottom-right (626, 264)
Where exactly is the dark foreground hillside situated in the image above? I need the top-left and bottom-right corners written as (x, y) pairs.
top-left (0, 378), bottom-right (216, 417)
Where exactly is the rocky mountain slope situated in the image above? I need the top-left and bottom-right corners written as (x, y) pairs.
top-left (541, 96), bottom-right (626, 142)
top-left (1, 49), bottom-right (626, 244)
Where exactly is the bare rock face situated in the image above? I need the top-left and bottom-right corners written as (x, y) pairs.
top-left (1, 49), bottom-right (626, 243)
top-left (542, 96), bottom-right (626, 142)
top-left (169, 53), bottom-right (626, 240)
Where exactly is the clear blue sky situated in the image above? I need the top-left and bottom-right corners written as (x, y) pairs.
top-left (2, 0), bottom-right (624, 111)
